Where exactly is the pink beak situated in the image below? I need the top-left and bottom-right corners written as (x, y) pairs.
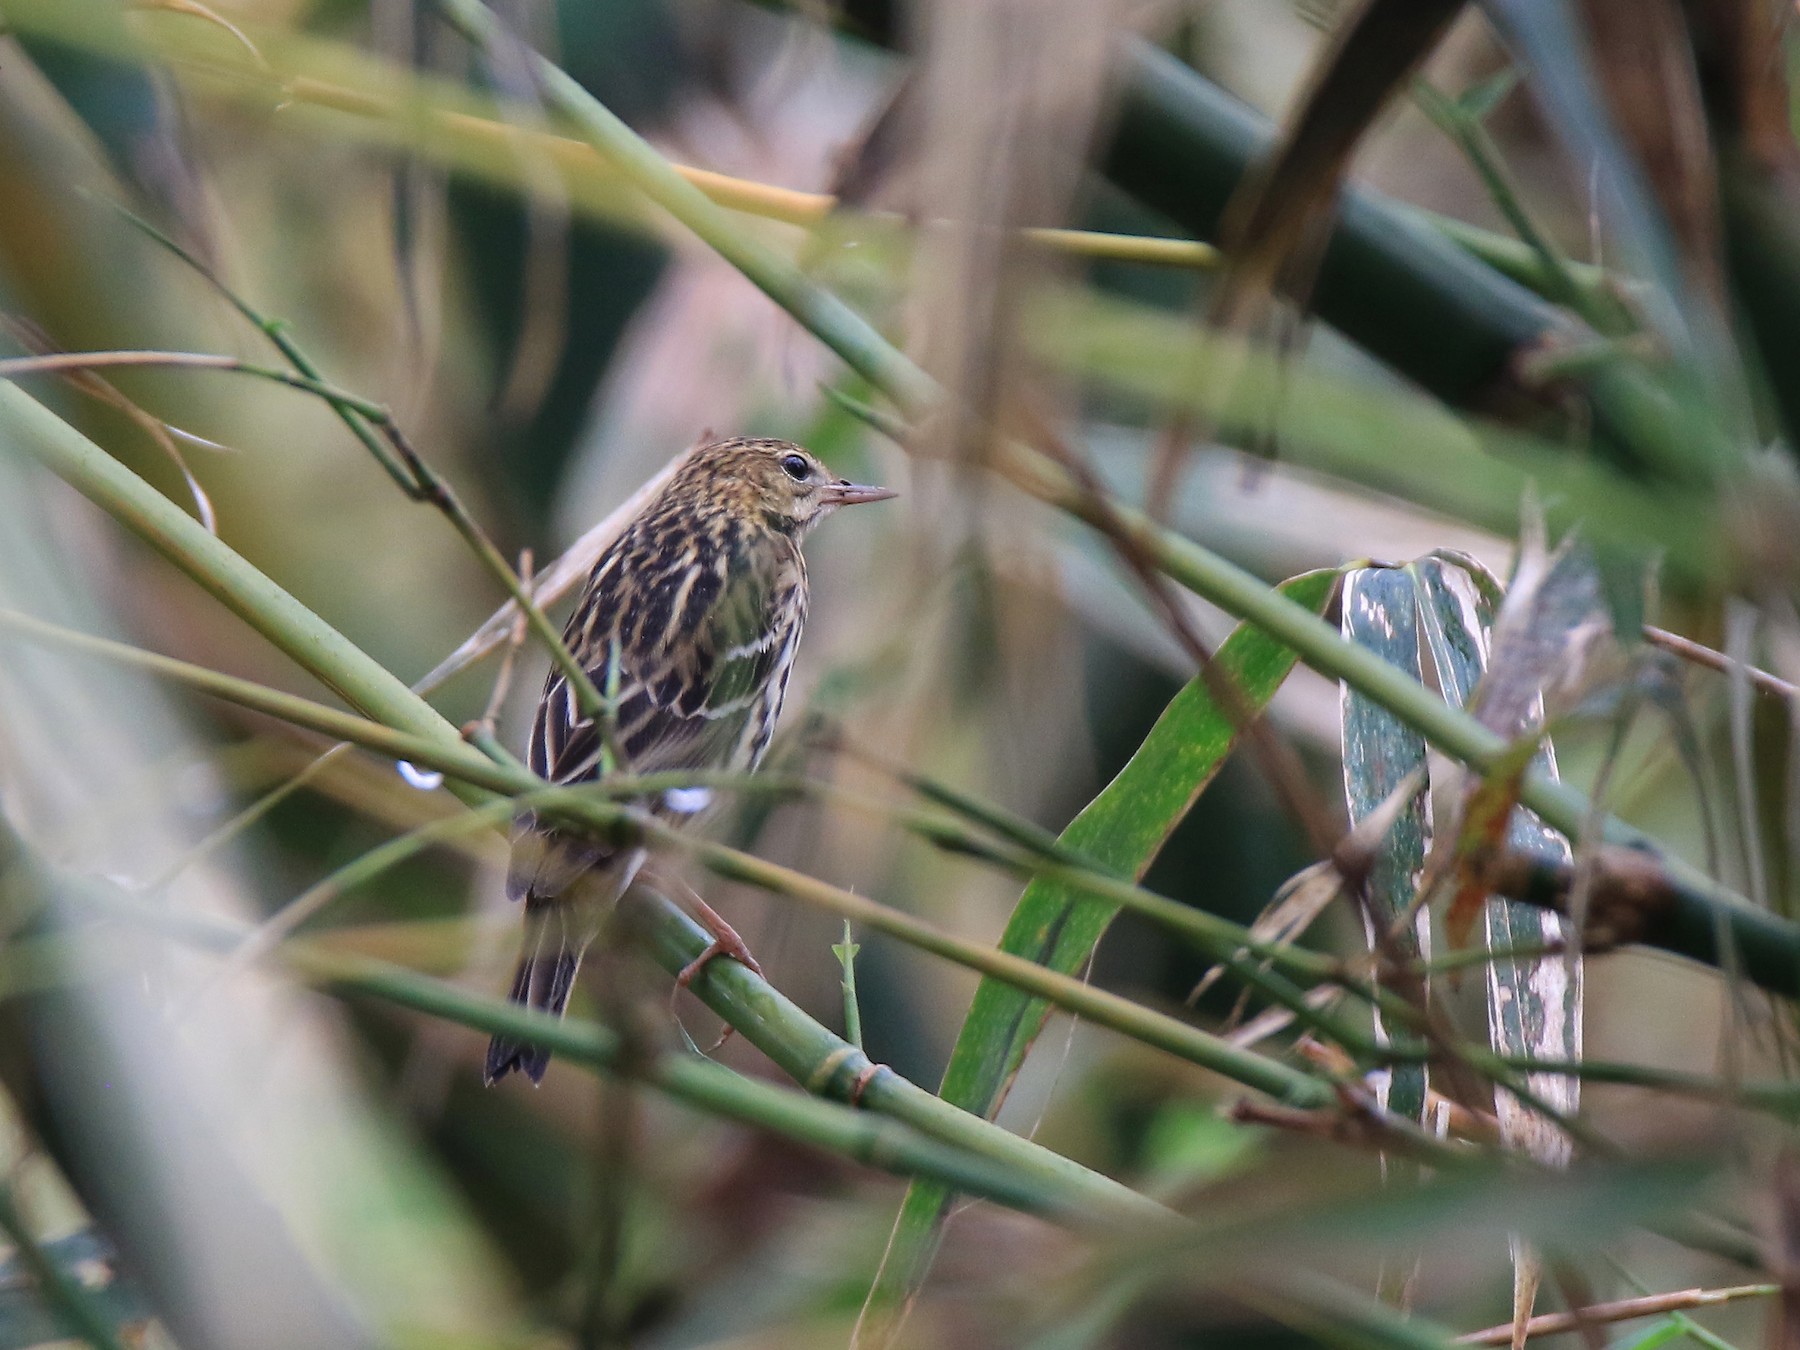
top-left (819, 479), bottom-right (899, 507)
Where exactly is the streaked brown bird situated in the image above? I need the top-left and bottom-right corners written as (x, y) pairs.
top-left (485, 437), bottom-right (897, 1084)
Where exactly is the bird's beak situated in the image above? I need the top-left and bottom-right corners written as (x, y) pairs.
top-left (819, 479), bottom-right (898, 507)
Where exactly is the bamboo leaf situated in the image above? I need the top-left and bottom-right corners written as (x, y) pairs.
top-left (1339, 567), bottom-right (1433, 1129)
top-left (1412, 557), bottom-right (1582, 1147)
top-left (1411, 555), bottom-right (1582, 1349)
top-left (858, 567), bottom-right (1338, 1340)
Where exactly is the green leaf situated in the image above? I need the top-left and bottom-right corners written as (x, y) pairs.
top-left (1339, 567), bottom-right (1432, 1128)
top-left (0, 1224), bottom-right (146, 1350)
top-left (834, 920), bottom-right (864, 1052)
top-left (1410, 556), bottom-right (1582, 1140)
top-left (1411, 554), bottom-right (1582, 1350)
top-left (857, 568), bottom-right (1338, 1338)
top-left (1457, 67), bottom-right (1521, 123)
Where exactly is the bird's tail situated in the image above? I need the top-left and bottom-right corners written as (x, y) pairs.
top-left (484, 907), bottom-right (587, 1085)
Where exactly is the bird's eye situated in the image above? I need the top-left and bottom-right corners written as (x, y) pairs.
top-left (780, 453), bottom-right (811, 482)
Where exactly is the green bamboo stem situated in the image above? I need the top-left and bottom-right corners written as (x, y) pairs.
top-left (1104, 41), bottom-right (1733, 481)
top-left (25, 579), bottom-right (1786, 1125)
top-left (415, 0), bottom-right (1783, 986)
top-left (30, 861), bottom-right (1162, 1232)
top-left (0, 1182), bottom-right (132, 1350)
top-left (8, 601), bottom-right (1458, 1089)
top-left (0, 388), bottom-right (1364, 1178)
top-left (431, 0), bottom-right (934, 416)
top-left (631, 893), bottom-right (1171, 1211)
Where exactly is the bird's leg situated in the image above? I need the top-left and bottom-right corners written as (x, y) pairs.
top-left (647, 868), bottom-right (764, 989)
top-left (676, 894), bottom-right (764, 989)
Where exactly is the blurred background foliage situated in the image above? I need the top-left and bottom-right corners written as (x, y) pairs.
top-left (0, 0), bottom-right (1796, 1347)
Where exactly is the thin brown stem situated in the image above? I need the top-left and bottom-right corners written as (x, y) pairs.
top-left (1458, 1284), bottom-right (1776, 1345)
top-left (1645, 623), bottom-right (1798, 700)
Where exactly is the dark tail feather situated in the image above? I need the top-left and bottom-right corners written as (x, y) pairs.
top-left (484, 944), bottom-right (583, 1085)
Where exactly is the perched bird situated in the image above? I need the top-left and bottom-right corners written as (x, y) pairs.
top-left (485, 437), bottom-right (897, 1084)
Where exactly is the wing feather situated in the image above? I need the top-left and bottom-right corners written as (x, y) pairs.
top-left (511, 519), bottom-right (805, 904)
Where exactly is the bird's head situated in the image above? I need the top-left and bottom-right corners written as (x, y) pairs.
top-left (681, 437), bottom-right (897, 536)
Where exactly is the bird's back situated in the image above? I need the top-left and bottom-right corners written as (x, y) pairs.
top-left (509, 503), bottom-right (808, 905)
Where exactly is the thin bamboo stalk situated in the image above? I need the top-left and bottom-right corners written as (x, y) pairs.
top-left (0, 383), bottom-right (1178, 1214)
top-left (412, 1), bottom-right (1784, 992)
top-left (15, 846), bottom-right (1167, 1231)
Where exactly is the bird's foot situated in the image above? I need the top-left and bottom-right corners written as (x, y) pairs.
top-left (658, 883), bottom-right (763, 1051)
top-left (673, 910), bottom-right (763, 1054)
top-left (673, 919), bottom-right (764, 991)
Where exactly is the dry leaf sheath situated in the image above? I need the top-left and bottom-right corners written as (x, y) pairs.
top-left (485, 438), bottom-right (896, 1083)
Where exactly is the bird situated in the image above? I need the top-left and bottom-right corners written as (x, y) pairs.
top-left (484, 436), bottom-right (897, 1084)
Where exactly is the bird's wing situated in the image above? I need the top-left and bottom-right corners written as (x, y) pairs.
top-left (533, 568), bottom-right (781, 781)
top-left (509, 552), bottom-right (795, 902)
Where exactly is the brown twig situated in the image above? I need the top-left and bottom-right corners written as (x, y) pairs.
top-left (1474, 843), bottom-right (1679, 950)
top-left (1226, 1078), bottom-right (1454, 1160)
top-left (0, 347), bottom-right (613, 734)
top-left (1013, 406), bottom-right (1342, 861)
top-left (1458, 1284), bottom-right (1776, 1345)
top-left (1644, 623), bottom-right (1798, 700)
top-left (0, 326), bottom-right (224, 531)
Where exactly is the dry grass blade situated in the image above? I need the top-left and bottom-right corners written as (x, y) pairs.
top-left (1186, 859), bottom-right (1342, 1007)
top-left (413, 437), bottom-right (698, 690)
top-left (1149, 0), bottom-right (1468, 508)
top-left (1213, 0), bottom-right (1468, 332)
top-left (1574, 0), bottom-right (1723, 301)
top-left (130, 0), bottom-right (267, 67)
top-left (0, 319), bottom-right (221, 532)
top-left (1458, 1283), bottom-right (1776, 1344)
top-left (1227, 985), bottom-right (1347, 1050)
